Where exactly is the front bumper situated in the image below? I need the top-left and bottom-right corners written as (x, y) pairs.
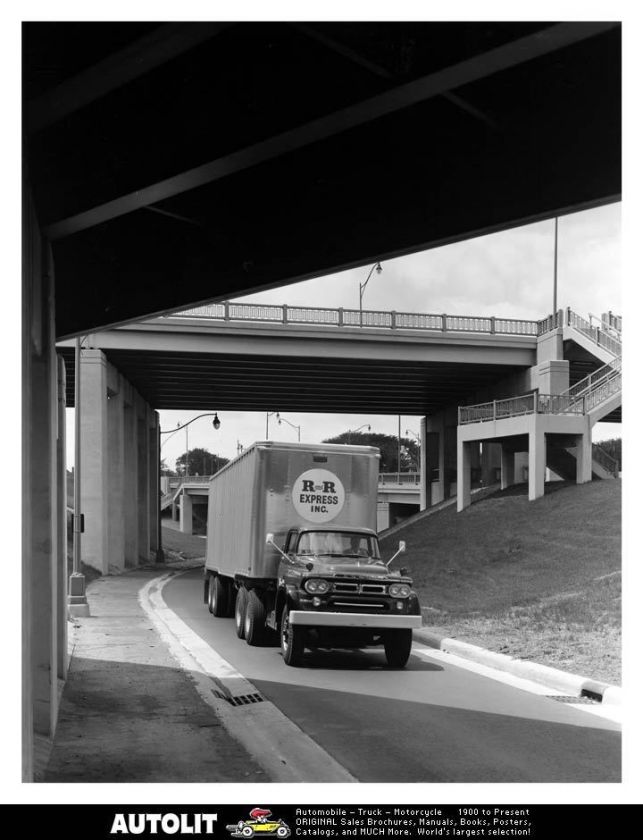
top-left (289, 611), bottom-right (422, 629)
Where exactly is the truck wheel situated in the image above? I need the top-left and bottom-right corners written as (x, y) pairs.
top-left (384, 629), bottom-right (413, 668)
top-left (280, 604), bottom-right (305, 667)
top-left (210, 575), bottom-right (228, 618)
top-left (234, 587), bottom-right (248, 639)
top-left (244, 590), bottom-right (267, 645)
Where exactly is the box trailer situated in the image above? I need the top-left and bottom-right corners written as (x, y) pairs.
top-left (204, 441), bottom-right (421, 667)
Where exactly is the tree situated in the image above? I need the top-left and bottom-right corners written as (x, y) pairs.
top-left (322, 431), bottom-right (419, 473)
top-left (175, 447), bottom-right (229, 476)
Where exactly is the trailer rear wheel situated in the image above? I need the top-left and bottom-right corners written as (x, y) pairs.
top-left (210, 575), bottom-right (229, 618)
top-left (280, 605), bottom-right (305, 667)
top-left (384, 629), bottom-right (413, 668)
top-left (244, 589), bottom-right (267, 645)
top-left (234, 587), bottom-right (248, 639)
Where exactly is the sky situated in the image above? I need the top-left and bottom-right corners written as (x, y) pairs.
top-left (76, 202), bottom-right (622, 474)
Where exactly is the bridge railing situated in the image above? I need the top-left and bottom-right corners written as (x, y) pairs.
top-left (378, 472), bottom-right (421, 486)
top-left (166, 301), bottom-right (539, 337)
top-left (458, 392), bottom-right (591, 424)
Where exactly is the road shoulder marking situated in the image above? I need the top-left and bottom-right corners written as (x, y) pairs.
top-left (139, 571), bottom-right (357, 783)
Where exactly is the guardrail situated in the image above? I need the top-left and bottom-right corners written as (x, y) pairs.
top-left (459, 392), bottom-right (587, 425)
top-left (564, 357), bottom-right (621, 401)
top-left (166, 301), bottom-right (539, 337)
top-left (592, 444), bottom-right (620, 478)
top-left (378, 472), bottom-right (421, 486)
top-left (537, 308), bottom-right (622, 357)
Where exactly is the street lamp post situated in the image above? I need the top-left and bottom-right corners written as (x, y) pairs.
top-left (278, 414), bottom-right (301, 441)
top-left (266, 411), bottom-right (279, 439)
top-left (359, 262), bottom-right (382, 326)
top-left (159, 412), bottom-right (222, 543)
top-left (347, 423), bottom-right (371, 443)
top-left (160, 412), bottom-right (222, 477)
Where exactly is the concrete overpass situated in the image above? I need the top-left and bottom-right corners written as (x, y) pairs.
top-left (22, 21), bottom-right (621, 782)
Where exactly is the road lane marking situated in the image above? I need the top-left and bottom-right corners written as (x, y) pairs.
top-left (139, 571), bottom-right (358, 783)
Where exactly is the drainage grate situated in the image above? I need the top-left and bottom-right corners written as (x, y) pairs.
top-left (547, 695), bottom-right (599, 705)
top-left (212, 689), bottom-right (264, 707)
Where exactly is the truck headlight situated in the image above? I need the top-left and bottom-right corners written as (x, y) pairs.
top-left (304, 578), bottom-right (331, 594)
top-left (388, 583), bottom-right (411, 598)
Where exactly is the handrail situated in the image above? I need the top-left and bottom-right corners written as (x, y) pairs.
top-left (592, 443), bottom-right (620, 478)
top-left (565, 308), bottom-right (622, 356)
top-left (537, 307), bottom-right (622, 357)
top-left (563, 356), bottom-right (622, 401)
top-left (378, 472), bottom-right (421, 486)
top-left (458, 384), bottom-right (619, 425)
top-left (164, 301), bottom-right (540, 337)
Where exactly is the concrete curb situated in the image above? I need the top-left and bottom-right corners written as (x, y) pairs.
top-left (413, 628), bottom-right (622, 705)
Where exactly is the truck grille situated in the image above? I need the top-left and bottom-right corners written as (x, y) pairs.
top-left (332, 582), bottom-right (387, 595)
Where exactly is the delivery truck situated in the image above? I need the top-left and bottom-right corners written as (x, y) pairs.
top-left (203, 441), bottom-right (421, 667)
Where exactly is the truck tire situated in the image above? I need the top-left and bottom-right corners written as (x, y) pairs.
top-left (244, 589), bottom-right (267, 646)
top-left (280, 604), bottom-right (305, 667)
top-left (234, 587), bottom-right (248, 639)
top-left (384, 629), bottom-right (413, 668)
top-left (210, 575), bottom-right (228, 618)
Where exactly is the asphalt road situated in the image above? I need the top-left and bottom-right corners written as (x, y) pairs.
top-left (163, 568), bottom-right (621, 783)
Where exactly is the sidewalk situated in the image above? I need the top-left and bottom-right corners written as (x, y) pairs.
top-left (42, 554), bottom-right (269, 783)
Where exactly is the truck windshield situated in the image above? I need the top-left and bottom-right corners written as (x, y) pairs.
top-left (296, 532), bottom-right (380, 560)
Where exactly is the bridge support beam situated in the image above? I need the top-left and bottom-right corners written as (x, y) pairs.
top-left (528, 424), bottom-right (546, 501)
top-left (80, 350), bottom-right (160, 573)
top-left (180, 491), bottom-right (193, 534)
top-left (576, 429), bottom-right (593, 484)
top-left (457, 440), bottom-right (473, 512)
top-left (500, 445), bottom-right (515, 490)
top-left (23, 189), bottom-right (68, 779)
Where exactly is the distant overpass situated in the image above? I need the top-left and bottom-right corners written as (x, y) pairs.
top-left (58, 301), bottom-right (542, 415)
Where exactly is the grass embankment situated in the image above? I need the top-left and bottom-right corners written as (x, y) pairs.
top-left (380, 480), bottom-right (622, 685)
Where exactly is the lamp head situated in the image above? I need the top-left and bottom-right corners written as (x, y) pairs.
top-left (212, 413), bottom-right (221, 430)
top-left (375, 262), bottom-right (382, 274)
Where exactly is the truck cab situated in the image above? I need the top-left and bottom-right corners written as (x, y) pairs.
top-left (269, 525), bottom-right (421, 667)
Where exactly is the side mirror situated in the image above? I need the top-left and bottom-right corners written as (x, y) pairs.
top-left (266, 533), bottom-right (274, 544)
top-left (386, 540), bottom-right (407, 568)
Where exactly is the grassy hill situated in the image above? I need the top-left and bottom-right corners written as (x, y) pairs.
top-left (380, 480), bottom-right (621, 685)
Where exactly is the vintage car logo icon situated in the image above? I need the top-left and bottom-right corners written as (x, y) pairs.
top-left (226, 808), bottom-right (291, 839)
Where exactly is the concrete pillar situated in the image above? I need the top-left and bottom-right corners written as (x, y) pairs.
top-left (419, 417), bottom-right (427, 511)
top-left (56, 356), bottom-right (68, 679)
top-left (500, 446), bottom-right (515, 490)
top-left (536, 360), bottom-right (570, 396)
top-left (425, 416), bottom-right (444, 505)
top-left (80, 349), bottom-right (109, 574)
top-left (107, 383), bottom-right (125, 573)
top-left (536, 328), bottom-right (564, 363)
top-left (180, 491), bottom-right (193, 534)
top-left (123, 396), bottom-right (138, 567)
top-left (528, 424), bottom-right (546, 501)
top-left (148, 411), bottom-right (160, 556)
top-left (137, 406), bottom-right (150, 560)
top-left (377, 501), bottom-right (391, 532)
top-left (457, 439), bottom-right (472, 512)
top-left (481, 442), bottom-right (500, 487)
top-left (576, 430), bottom-right (593, 484)
top-left (23, 198), bottom-right (65, 779)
